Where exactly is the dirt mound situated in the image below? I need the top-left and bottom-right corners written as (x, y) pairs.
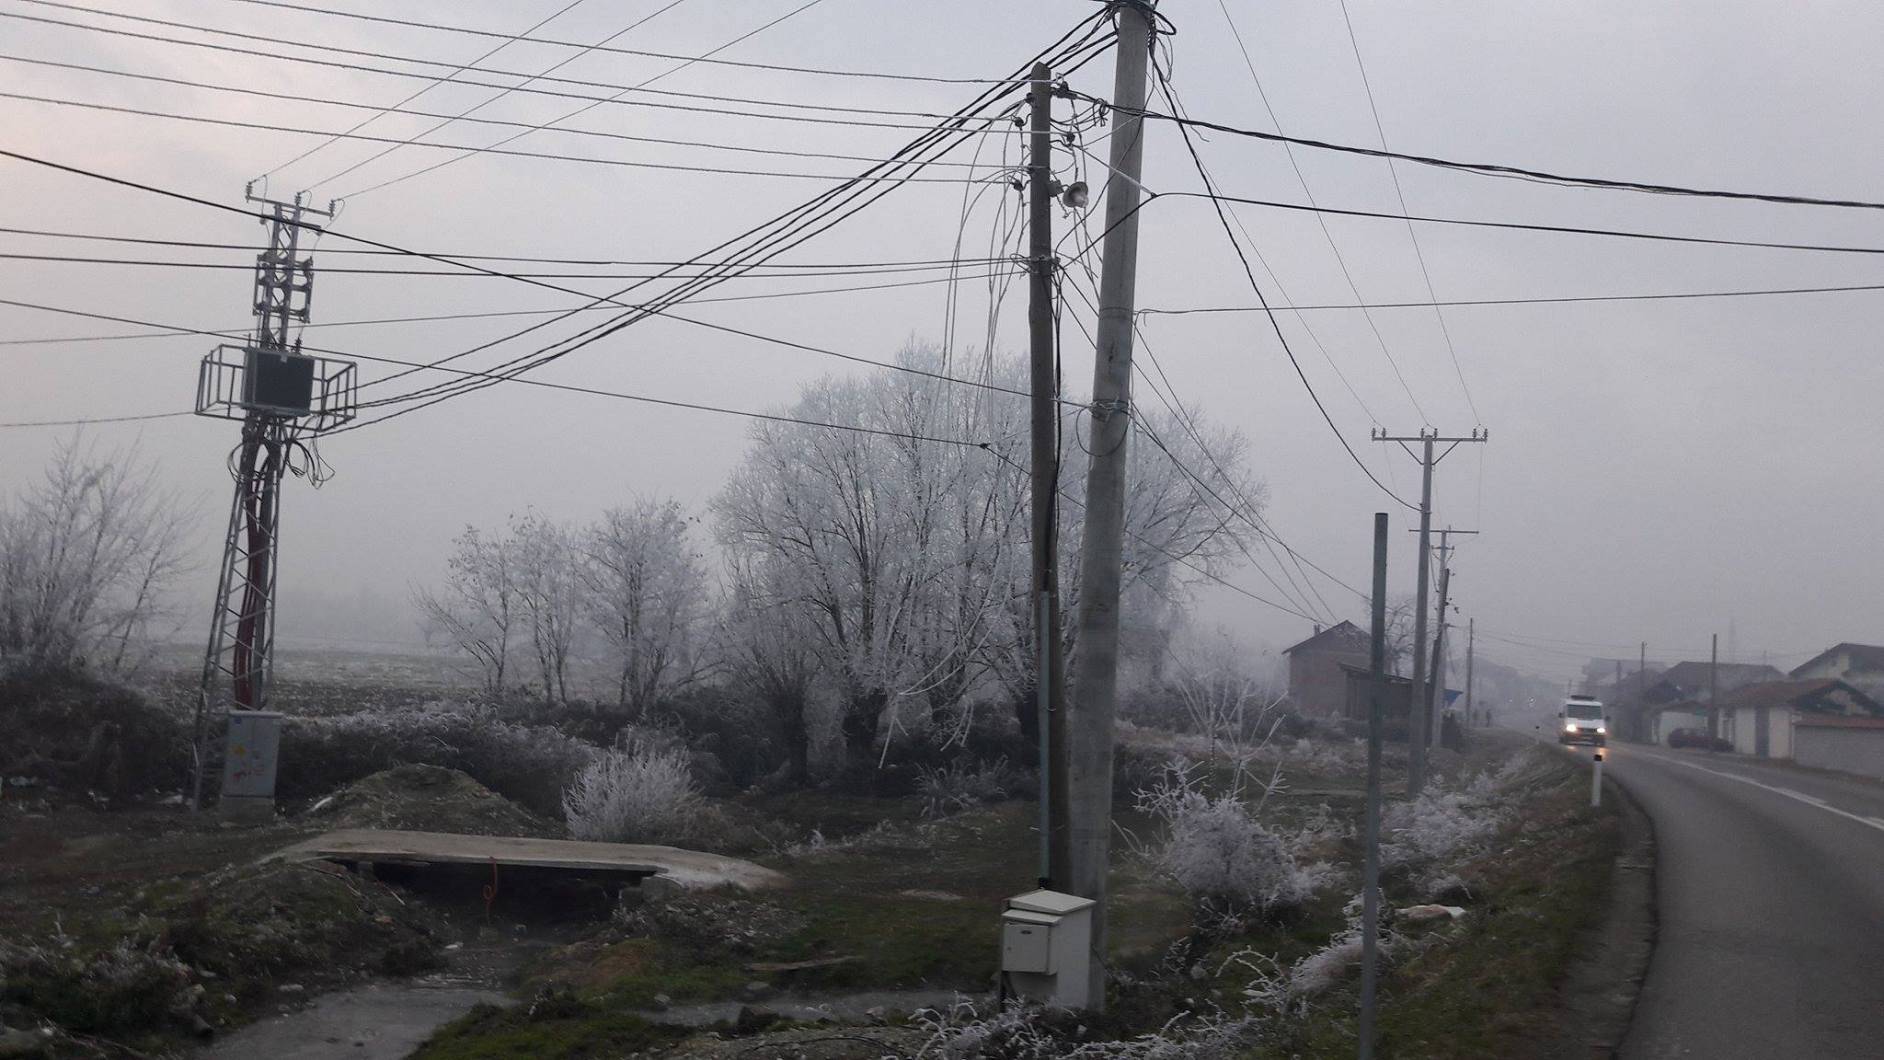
top-left (0, 662), bottom-right (190, 802)
top-left (308, 765), bottom-right (556, 837)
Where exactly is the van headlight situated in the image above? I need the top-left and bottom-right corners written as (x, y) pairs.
top-left (1564, 721), bottom-right (1577, 732)
top-left (1596, 725), bottom-right (1607, 734)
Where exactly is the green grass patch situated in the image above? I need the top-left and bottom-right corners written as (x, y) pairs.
top-left (411, 998), bottom-right (684, 1060)
top-left (1282, 759), bottom-right (1622, 1059)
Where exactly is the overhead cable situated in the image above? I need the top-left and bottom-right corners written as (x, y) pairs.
top-left (1065, 89), bottom-right (1884, 213)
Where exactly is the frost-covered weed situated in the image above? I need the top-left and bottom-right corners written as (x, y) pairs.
top-left (917, 758), bottom-right (1020, 819)
top-left (912, 998), bottom-right (1255, 1059)
top-left (0, 931), bottom-right (195, 1035)
top-left (1135, 763), bottom-right (1327, 916)
top-left (561, 741), bottom-right (702, 844)
top-left (1379, 750), bottom-right (1541, 871)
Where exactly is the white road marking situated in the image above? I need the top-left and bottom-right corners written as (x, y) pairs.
top-left (1653, 754), bottom-right (1884, 836)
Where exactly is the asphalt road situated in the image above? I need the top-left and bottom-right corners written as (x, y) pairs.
top-left (1599, 743), bottom-right (1884, 1058)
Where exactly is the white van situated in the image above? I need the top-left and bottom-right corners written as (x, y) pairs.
top-left (1559, 695), bottom-right (1607, 747)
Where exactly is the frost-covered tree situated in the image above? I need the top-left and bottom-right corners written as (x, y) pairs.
top-left (583, 497), bottom-right (707, 716)
top-left (0, 438), bottom-right (191, 673)
top-left (510, 511), bottom-right (582, 704)
top-left (714, 348), bottom-right (1034, 767)
top-left (415, 525), bottom-right (517, 693)
top-left (715, 346), bottom-right (1261, 769)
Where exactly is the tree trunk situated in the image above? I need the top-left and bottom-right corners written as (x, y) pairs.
top-left (841, 689), bottom-right (887, 765)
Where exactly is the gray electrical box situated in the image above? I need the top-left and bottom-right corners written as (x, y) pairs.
top-left (1000, 889), bottom-right (1096, 1009)
top-left (220, 710), bottom-right (283, 820)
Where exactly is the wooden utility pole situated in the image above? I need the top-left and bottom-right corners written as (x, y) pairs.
top-left (1709, 632), bottom-right (1720, 747)
top-left (1359, 512), bottom-right (1389, 1058)
top-left (1464, 617), bottom-right (1475, 727)
top-left (1025, 61), bottom-right (1069, 890)
top-left (1066, 0), bottom-right (1154, 1011)
top-left (1428, 564), bottom-right (1452, 750)
top-left (1373, 428), bottom-right (1486, 795)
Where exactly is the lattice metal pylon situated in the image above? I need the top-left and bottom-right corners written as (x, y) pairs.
top-left (190, 187), bottom-right (351, 810)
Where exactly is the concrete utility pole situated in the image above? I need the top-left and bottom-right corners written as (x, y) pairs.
top-left (1359, 512), bottom-right (1389, 1059)
top-left (1066, 0), bottom-right (1155, 1011)
top-left (1374, 428), bottom-right (1487, 796)
top-left (1025, 61), bottom-right (1070, 890)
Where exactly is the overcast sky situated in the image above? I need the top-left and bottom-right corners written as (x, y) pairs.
top-left (4, 0), bottom-right (1881, 683)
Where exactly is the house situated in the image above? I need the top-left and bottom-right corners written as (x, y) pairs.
top-left (1789, 643), bottom-right (1884, 698)
top-left (1641, 660), bottom-right (1785, 707)
top-left (1717, 679), bottom-right (1884, 759)
top-left (1284, 621), bottom-right (1371, 718)
top-left (1340, 663), bottom-right (1413, 738)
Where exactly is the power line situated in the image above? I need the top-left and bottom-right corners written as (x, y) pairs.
top-left (0, 251), bottom-right (1015, 281)
top-left (1333, 0), bottom-right (1479, 422)
top-left (0, 223), bottom-right (1012, 268)
top-left (0, 90), bottom-right (998, 184)
top-left (0, 9), bottom-right (1034, 135)
top-left (1208, 1), bottom-right (1428, 426)
top-left (982, 445), bottom-right (1321, 623)
top-left (1056, 271), bottom-right (1331, 624)
top-left (1058, 238), bottom-right (1356, 622)
top-left (209, 0), bottom-right (1029, 84)
top-left (1064, 89), bottom-right (1884, 213)
top-left (330, 20), bottom-right (1117, 425)
top-left (0, 269), bottom-right (1027, 349)
top-left (0, 56), bottom-right (1009, 173)
top-left (0, 410), bottom-right (195, 428)
top-left (1148, 64), bottom-right (1417, 511)
top-left (1138, 281), bottom-right (1884, 314)
top-left (0, 12), bottom-right (1117, 434)
top-left (262, 0), bottom-right (589, 178)
top-left (1156, 190), bottom-right (1884, 257)
top-left (0, 295), bottom-right (1035, 436)
top-left (308, 0), bottom-right (697, 192)
top-left (337, 0), bottom-right (832, 199)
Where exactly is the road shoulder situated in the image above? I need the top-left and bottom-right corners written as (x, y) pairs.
top-left (1550, 755), bottom-right (1655, 1058)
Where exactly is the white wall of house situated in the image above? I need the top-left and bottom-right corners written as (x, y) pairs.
top-left (1796, 725), bottom-right (1884, 778)
top-left (1729, 706), bottom-right (1795, 759)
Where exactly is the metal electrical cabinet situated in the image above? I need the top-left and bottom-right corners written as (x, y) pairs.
top-left (1000, 889), bottom-right (1096, 1009)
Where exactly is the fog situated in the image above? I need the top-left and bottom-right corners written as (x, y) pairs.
top-left (5, 0), bottom-right (1881, 685)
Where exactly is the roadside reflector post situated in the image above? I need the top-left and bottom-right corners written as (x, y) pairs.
top-left (1591, 749), bottom-right (1605, 808)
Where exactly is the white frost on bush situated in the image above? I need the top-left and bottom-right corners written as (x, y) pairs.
top-left (1135, 764), bottom-right (1327, 914)
top-left (912, 998), bottom-right (1255, 1059)
top-left (561, 741), bottom-right (702, 844)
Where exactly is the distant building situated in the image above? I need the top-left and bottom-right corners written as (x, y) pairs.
top-left (1789, 643), bottom-right (1884, 698)
top-left (1717, 679), bottom-right (1884, 759)
top-left (1283, 621), bottom-right (1370, 718)
top-left (1641, 660), bottom-right (1785, 707)
top-left (1649, 700), bottom-right (1710, 744)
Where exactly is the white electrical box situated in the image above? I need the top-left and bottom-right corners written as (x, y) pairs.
top-left (1002, 909), bottom-right (1056, 973)
top-left (1000, 889), bottom-right (1096, 1009)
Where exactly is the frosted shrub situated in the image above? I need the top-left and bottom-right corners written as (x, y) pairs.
top-left (562, 742), bottom-right (702, 844)
top-left (1136, 765), bottom-right (1325, 916)
top-left (1380, 786), bottom-right (1502, 871)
